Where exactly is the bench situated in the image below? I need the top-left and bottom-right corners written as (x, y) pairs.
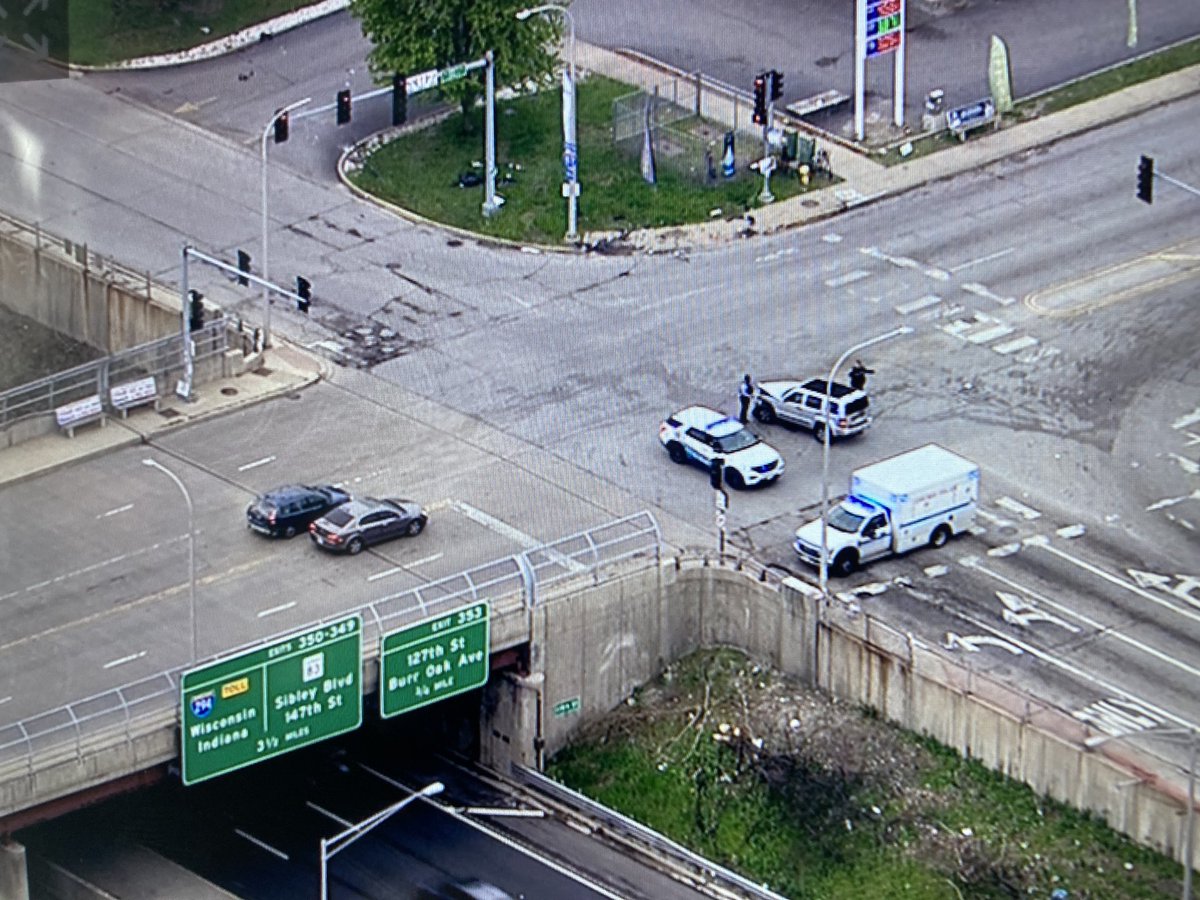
top-left (110, 376), bottom-right (160, 418)
top-left (55, 395), bottom-right (105, 438)
top-left (786, 90), bottom-right (850, 119)
top-left (945, 98), bottom-right (998, 141)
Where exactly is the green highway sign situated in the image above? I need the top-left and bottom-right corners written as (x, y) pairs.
top-left (438, 63), bottom-right (468, 85)
top-left (380, 601), bottom-right (490, 718)
top-left (552, 697), bottom-right (580, 718)
top-left (180, 615), bottom-right (363, 785)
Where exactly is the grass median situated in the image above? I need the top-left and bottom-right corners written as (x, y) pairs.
top-left (348, 75), bottom-right (827, 246)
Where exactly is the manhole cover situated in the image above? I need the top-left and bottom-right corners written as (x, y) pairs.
top-left (220, 387), bottom-right (238, 396)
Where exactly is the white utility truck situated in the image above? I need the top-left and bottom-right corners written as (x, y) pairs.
top-left (794, 444), bottom-right (979, 577)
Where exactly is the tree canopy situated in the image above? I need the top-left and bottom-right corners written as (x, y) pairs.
top-left (349, 0), bottom-right (563, 122)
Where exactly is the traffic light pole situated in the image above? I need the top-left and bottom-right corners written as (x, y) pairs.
top-left (260, 98), bottom-right (311, 351)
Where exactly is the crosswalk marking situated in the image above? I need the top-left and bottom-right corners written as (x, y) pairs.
top-left (895, 294), bottom-right (942, 315)
top-left (961, 282), bottom-right (1015, 306)
top-left (995, 496), bottom-right (1042, 520)
top-left (825, 270), bottom-right (872, 287)
top-left (992, 335), bottom-right (1039, 354)
top-left (967, 323), bottom-right (1015, 344)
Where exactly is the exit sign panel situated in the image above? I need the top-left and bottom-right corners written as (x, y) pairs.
top-left (380, 602), bottom-right (490, 718)
top-left (180, 615), bottom-right (363, 785)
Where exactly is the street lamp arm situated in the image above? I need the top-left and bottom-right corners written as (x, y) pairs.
top-left (322, 781), bottom-right (445, 861)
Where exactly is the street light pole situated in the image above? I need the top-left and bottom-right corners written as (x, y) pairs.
top-left (319, 781), bottom-right (444, 900)
top-left (516, 4), bottom-right (578, 240)
top-left (819, 326), bottom-right (913, 600)
top-left (142, 458), bottom-right (196, 660)
top-left (1085, 726), bottom-right (1197, 899)
top-left (260, 98), bottom-right (311, 350)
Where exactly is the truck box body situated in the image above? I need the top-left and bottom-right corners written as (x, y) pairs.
top-left (851, 444), bottom-right (979, 529)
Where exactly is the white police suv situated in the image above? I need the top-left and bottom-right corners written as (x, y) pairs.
top-left (658, 405), bottom-right (784, 488)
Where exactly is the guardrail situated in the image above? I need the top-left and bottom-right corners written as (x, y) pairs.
top-left (0, 512), bottom-right (662, 791)
top-left (0, 318), bottom-right (229, 431)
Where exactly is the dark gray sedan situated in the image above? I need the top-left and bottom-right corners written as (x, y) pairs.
top-left (308, 496), bottom-right (427, 554)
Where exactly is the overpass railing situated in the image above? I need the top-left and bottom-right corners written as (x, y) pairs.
top-left (0, 511), bottom-right (662, 793)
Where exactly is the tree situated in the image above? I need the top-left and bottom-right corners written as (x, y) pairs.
top-left (350, 0), bottom-right (562, 128)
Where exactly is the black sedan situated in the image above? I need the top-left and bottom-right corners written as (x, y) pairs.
top-left (309, 497), bottom-right (427, 554)
top-left (246, 484), bottom-right (351, 538)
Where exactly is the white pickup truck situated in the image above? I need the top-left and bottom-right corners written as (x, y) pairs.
top-left (794, 444), bottom-right (979, 576)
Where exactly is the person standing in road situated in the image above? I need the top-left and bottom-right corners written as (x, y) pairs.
top-left (738, 374), bottom-right (755, 424)
top-left (849, 361), bottom-right (874, 391)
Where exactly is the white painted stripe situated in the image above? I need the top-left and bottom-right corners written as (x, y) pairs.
top-left (949, 247), bottom-right (1015, 272)
top-left (923, 267), bottom-right (951, 281)
top-left (995, 496), bottom-right (1041, 520)
top-left (967, 324), bottom-right (1016, 344)
top-left (237, 455), bottom-right (276, 472)
top-left (505, 291), bottom-right (531, 309)
top-left (0, 696), bottom-right (11, 706)
top-left (961, 282), bottom-right (1016, 306)
top-left (454, 502), bottom-right (586, 573)
top-left (992, 335), bottom-right (1039, 354)
top-left (1168, 453), bottom-right (1199, 475)
top-left (1056, 524), bottom-right (1086, 538)
top-left (103, 651), bottom-right (147, 670)
top-left (924, 565), bottom-right (950, 577)
top-left (405, 552), bottom-right (443, 568)
top-left (234, 829), bottom-right (289, 861)
top-left (987, 543), bottom-right (1021, 557)
top-left (367, 566), bottom-right (403, 583)
top-left (821, 233), bottom-right (843, 243)
top-left (1146, 491), bottom-right (1200, 511)
top-left (895, 294), bottom-right (942, 315)
top-left (940, 320), bottom-right (976, 338)
top-left (257, 601), bottom-right (296, 618)
top-left (1171, 409), bottom-right (1200, 430)
top-left (96, 503), bottom-right (134, 519)
top-left (825, 270), bottom-right (871, 287)
top-left (306, 801), bottom-right (354, 828)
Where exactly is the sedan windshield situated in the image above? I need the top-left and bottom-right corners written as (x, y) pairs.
top-left (713, 429), bottom-right (759, 454)
top-left (827, 506), bottom-right (866, 534)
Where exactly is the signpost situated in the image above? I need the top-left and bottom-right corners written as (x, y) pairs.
top-left (854, 0), bottom-right (906, 139)
top-left (180, 615), bottom-right (363, 785)
top-left (380, 602), bottom-right (491, 718)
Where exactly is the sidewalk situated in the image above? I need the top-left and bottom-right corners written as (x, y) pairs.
top-left (0, 340), bottom-right (327, 489)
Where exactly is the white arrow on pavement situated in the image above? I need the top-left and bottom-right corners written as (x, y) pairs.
top-left (944, 632), bottom-right (1024, 655)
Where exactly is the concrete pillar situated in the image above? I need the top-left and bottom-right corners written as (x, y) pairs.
top-left (0, 838), bottom-right (30, 900)
top-left (479, 672), bottom-right (541, 773)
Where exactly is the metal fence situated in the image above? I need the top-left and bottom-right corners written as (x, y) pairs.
top-left (0, 317), bottom-right (229, 431)
top-left (0, 512), bottom-right (662, 781)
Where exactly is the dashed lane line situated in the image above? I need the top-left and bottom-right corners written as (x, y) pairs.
top-left (825, 270), bottom-right (872, 287)
top-left (995, 496), bottom-right (1041, 520)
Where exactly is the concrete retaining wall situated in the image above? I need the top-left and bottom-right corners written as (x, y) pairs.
top-left (0, 219), bottom-right (179, 354)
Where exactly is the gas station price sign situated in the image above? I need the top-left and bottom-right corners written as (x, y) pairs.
top-left (180, 615), bottom-right (363, 785)
top-left (380, 602), bottom-right (490, 718)
top-left (865, 0), bottom-right (903, 57)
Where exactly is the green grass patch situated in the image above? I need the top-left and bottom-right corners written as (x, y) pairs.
top-left (548, 648), bottom-right (1184, 899)
top-left (349, 76), bottom-right (826, 245)
top-left (46, 0), bottom-right (312, 67)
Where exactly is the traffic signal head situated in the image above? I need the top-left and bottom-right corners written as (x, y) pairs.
top-left (295, 276), bottom-right (312, 314)
top-left (236, 250), bottom-right (251, 286)
top-left (1137, 154), bottom-right (1154, 204)
top-left (753, 74), bottom-right (767, 125)
top-left (770, 70), bottom-right (784, 101)
top-left (392, 73), bottom-right (407, 126)
top-left (709, 458), bottom-right (724, 490)
top-left (273, 110), bottom-right (289, 143)
top-left (188, 289), bottom-right (205, 331)
top-left (336, 89), bottom-right (352, 126)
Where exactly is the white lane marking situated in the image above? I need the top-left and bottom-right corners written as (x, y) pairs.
top-left (995, 496), bottom-right (1041, 520)
top-left (825, 270), bottom-right (871, 287)
top-left (961, 282), bottom-right (1015, 306)
top-left (923, 266), bottom-right (951, 281)
top-left (96, 503), bottom-right (134, 519)
top-left (944, 633), bottom-right (1023, 654)
top-left (1056, 524), bottom-right (1087, 538)
top-left (1025, 535), bottom-right (1200, 626)
top-left (974, 508), bottom-right (1015, 528)
top-left (949, 247), bottom-right (1015, 272)
top-left (895, 294), bottom-right (942, 315)
top-left (963, 555), bottom-right (1200, 684)
top-left (306, 801), bottom-right (354, 828)
top-left (987, 543), bottom-right (1021, 557)
top-left (364, 552), bottom-right (443, 581)
top-left (821, 233), bottom-right (843, 243)
top-left (1167, 453), bottom-right (1199, 475)
top-left (967, 324), bottom-right (1015, 344)
top-left (1183, 432), bottom-right (1200, 447)
top-left (234, 829), bottom-right (289, 861)
top-left (924, 564), bottom-right (950, 577)
top-left (257, 601), bottom-right (296, 618)
top-left (454, 502), bottom-right (586, 573)
top-left (995, 590), bottom-right (1079, 632)
top-left (1171, 408), bottom-right (1200, 430)
top-left (237, 455), bottom-right (276, 472)
top-left (1074, 697), bottom-right (1165, 736)
top-left (405, 552), bottom-right (443, 568)
top-left (424, 498), bottom-right (454, 513)
top-left (505, 291), bottom-right (531, 309)
top-left (1146, 490), bottom-right (1200, 511)
top-left (103, 651), bottom-right (147, 670)
top-left (861, 246), bottom-right (921, 269)
top-left (755, 247), bottom-right (799, 263)
top-left (367, 566), bottom-right (404, 582)
top-left (992, 335), bottom-right (1039, 354)
top-left (0, 696), bottom-right (11, 706)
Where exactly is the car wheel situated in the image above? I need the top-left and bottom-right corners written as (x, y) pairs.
top-left (929, 525), bottom-right (952, 549)
top-left (725, 468), bottom-right (745, 490)
top-left (347, 537), bottom-right (364, 555)
top-left (406, 517), bottom-right (426, 537)
top-left (832, 550), bottom-right (857, 577)
top-left (812, 421), bottom-right (827, 442)
top-left (667, 442), bottom-right (687, 464)
top-left (753, 402), bottom-right (775, 424)
top-left (283, 524), bottom-right (296, 539)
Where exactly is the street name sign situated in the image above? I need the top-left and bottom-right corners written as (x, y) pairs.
top-left (180, 615), bottom-right (363, 785)
top-left (380, 602), bottom-right (490, 718)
